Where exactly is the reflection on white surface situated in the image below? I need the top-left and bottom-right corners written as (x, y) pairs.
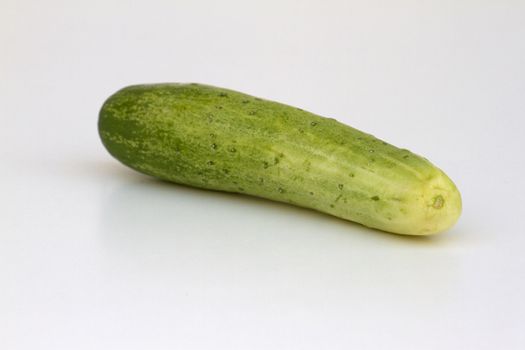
top-left (97, 174), bottom-right (462, 329)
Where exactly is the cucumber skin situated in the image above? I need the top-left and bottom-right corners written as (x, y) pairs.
top-left (98, 83), bottom-right (462, 235)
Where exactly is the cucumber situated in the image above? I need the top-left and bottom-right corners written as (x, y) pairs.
top-left (98, 83), bottom-right (461, 235)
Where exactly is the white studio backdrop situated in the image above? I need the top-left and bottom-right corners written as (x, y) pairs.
top-left (1, 1), bottom-right (525, 349)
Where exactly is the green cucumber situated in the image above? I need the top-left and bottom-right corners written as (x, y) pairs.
top-left (98, 83), bottom-right (461, 235)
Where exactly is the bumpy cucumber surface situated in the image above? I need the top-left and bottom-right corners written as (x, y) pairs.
top-left (98, 83), bottom-right (461, 235)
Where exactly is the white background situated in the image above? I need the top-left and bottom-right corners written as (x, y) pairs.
top-left (2, 0), bottom-right (525, 349)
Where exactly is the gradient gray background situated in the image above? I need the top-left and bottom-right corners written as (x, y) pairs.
top-left (2, 0), bottom-right (525, 349)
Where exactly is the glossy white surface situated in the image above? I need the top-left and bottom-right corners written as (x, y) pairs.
top-left (2, 1), bottom-right (525, 349)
